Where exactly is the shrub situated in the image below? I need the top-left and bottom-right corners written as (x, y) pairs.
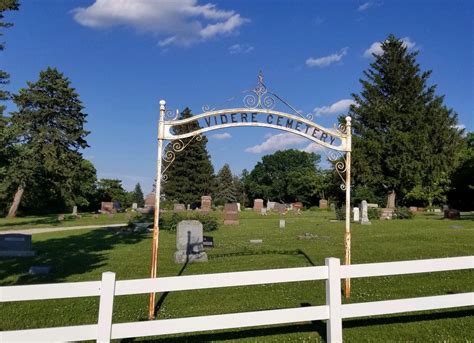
top-left (368, 208), bottom-right (380, 220)
top-left (335, 207), bottom-right (345, 220)
top-left (393, 207), bottom-right (414, 219)
top-left (159, 212), bottom-right (219, 231)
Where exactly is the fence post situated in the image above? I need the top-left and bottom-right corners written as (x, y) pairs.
top-left (97, 272), bottom-right (116, 343)
top-left (325, 258), bottom-right (343, 343)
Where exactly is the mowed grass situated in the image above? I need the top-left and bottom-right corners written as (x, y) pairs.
top-left (0, 212), bottom-right (130, 231)
top-left (0, 210), bottom-right (473, 342)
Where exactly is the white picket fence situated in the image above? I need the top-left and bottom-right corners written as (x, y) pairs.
top-left (1, 256), bottom-right (473, 342)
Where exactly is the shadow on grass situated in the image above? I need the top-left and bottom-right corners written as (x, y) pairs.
top-left (0, 215), bottom-right (62, 229)
top-left (122, 308), bottom-right (473, 342)
top-left (208, 249), bottom-right (316, 266)
top-left (0, 228), bottom-right (147, 286)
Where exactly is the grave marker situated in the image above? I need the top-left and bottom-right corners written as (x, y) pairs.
top-left (174, 221), bottom-right (208, 263)
top-left (224, 203), bottom-right (239, 225)
top-left (360, 200), bottom-right (371, 225)
top-left (0, 234), bottom-right (35, 257)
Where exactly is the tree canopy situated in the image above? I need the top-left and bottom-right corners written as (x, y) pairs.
top-left (348, 34), bottom-right (463, 207)
top-left (214, 164), bottom-right (237, 205)
top-left (3, 67), bottom-right (91, 216)
top-left (244, 149), bottom-right (323, 205)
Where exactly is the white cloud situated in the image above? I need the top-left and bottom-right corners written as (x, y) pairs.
top-left (211, 132), bottom-right (232, 140)
top-left (72, 0), bottom-right (249, 47)
top-left (313, 99), bottom-right (355, 117)
top-left (302, 143), bottom-right (325, 153)
top-left (229, 43), bottom-right (254, 54)
top-left (306, 47), bottom-right (348, 68)
top-left (358, 2), bottom-right (372, 11)
top-left (364, 37), bottom-right (417, 58)
top-left (245, 133), bottom-right (306, 154)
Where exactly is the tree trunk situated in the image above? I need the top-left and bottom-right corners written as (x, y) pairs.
top-left (386, 190), bottom-right (396, 209)
top-left (7, 185), bottom-right (25, 218)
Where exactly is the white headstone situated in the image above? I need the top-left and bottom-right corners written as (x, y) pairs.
top-left (267, 201), bottom-right (276, 211)
top-left (353, 207), bottom-right (360, 222)
top-left (132, 203), bottom-right (138, 209)
top-left (237, 203), bottom-right (241, 212)
top-left (360, 200), bottom-right (371, 225)
top-left (261, 208), bottom-right (267, 216)
top-left (72, 206), bottom-right (78, 216)
top-left (280, 219), bottom-right (285, 229)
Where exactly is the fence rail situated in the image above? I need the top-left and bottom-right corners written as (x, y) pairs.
top-left (1, 256), bottom-right (473, 342)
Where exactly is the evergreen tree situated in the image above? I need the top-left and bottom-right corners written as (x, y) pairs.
top-left (348, 34), bottom-right (463, 207)
top-left (4, 67), bottom-right (90, 217)
top-left (162, 108), bottom-right (214, 207)
top-left (131, 182), bottom-right (145, 207)
top-left (215, 164), bottom-right (237, 205)
top-left (0, 1), bottom-right (19, 214)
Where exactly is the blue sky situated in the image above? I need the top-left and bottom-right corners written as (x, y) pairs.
top-left (2, 0), bottom-right (473, 192)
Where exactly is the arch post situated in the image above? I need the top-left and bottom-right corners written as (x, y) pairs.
top-left (344, 116), bottom-right (352, 299)
top-left (148, 99), bottom-right (166, 320)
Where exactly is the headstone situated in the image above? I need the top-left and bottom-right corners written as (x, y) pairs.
top-left (367, 203), bottom-right (379, 208)
top-left (293, 202), bottom-right (303, 211)
top-left (434, 208), bottom-right (441, 213)
top-left (409, 206), bottom-right (418, 212)
top-left (253, 199), bottom-right (264, 212)
top-left (203, 236), bottom-right (214, 247)
top-left (173, 203), bottom-right (186, 212)
top-left (289, 203), bottom-right (294, 211)
top-left (274, 203), bottom-right (286, 214)
top-left (260, 208), bottom-right (268, 216)
top-left (250, 239), bottom-right (263, 244)
top-left (29, 266), bottom-right (51, 275)
top-left (72, 206), bottom-right (78, 216)
top-left (442, 205), bottom-right (449, 212)
top-left (57, 214), bottom-right (65, 221)
top-left (267, 201), bottom-right (276, 211)
top-left (93, 214), bottom-right (99, 219)
top-left (237, 203), bottom-right (241, 212)
top-left (360, 200), bottom-right (371, 225)
top-left (174, 220), bottom-right (208, 263)
top-left (353, 207), bottom-right (360, 222)
top-left (224, 203), bottom-right (239, 225)
top-left (279, 219), bottom-right (285, 229)
top-left (187, 204), bottom-right (191, 211)
top-left (330, 203), bottom-right (336, 211)
top-left (444, 209), bottom-right (461, 220)
top-left (0, 234), bottom-right (35, 257)
top-left (101, 202), bottom-right (115, 214)
top-left (144, 193), bottom-right (155, 209)
top-left (380, 208), bottom-right (394, 220)
top-left (132, 203), bottom-right (138, 210)
top-left (319, 199), bottom-right (328, 209)
top-left (201, 196), bottom-right (212, 212)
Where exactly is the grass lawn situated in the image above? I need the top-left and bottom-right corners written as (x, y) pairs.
top-left (0, 210), bottom-right (473, 342)
top-left (0, 212), bottom-right (131, 231)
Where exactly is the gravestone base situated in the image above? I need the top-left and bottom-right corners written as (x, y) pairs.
top-left (380, 208), bottom-right (394, 220)
top-left (174, 251), bottom-right (208, 264)
top-left (360, 219), bottom-right (372, 225)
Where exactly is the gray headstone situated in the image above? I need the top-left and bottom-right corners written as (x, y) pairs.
top-left (173, 203), bottom-right (186, 212)
top-left (0, 234), bottom-right (36, 257)
top-left (353, 207), bottom-right (360, 222)
top-left (132, 202), bottom-right (138, 209)
top-left (267, 201), bottom-right (276, 211)
top-left (72, 206), bottom-right (78, 216)
top-left (237, 203), bottom-right (241, 212)
top-left (175, 220), bottom-right (207, 263)
top-left (279, 219), bottom-right (286, 229)
top-left (260, 208), bottom-right (267, 216)
top-left (330, 203), bottom-right (336, 211)
top-left (360, 200), bottom-right (371, 225)
top-left (29, 266), bottom-right (51, 275)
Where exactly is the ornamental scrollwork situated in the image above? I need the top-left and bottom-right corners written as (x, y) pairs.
top-left (165, 109), bottom-right (179, 121)
top-left (243, 71), bottom-right (276, 110)
top-left (325, 150), bottom-right (348, 191)
top-left (161, 134), bottom-right (203, 181)
top-left (335, 122), bottom-right (347, 135)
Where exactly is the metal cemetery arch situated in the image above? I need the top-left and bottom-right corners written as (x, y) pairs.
top-left (148, 74), bottom-right (352, 319)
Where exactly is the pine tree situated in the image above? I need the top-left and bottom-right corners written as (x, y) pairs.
top-left (162, 108), bottom-right (214, 207)
top-left (349, 34), bottom-right (463, 207)
top-left (4, 67), bottom-right (90, 217)
top-left (131, 183), bottom-right (145, 207)
top-left (215, 164), bottom-right (237, 205)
